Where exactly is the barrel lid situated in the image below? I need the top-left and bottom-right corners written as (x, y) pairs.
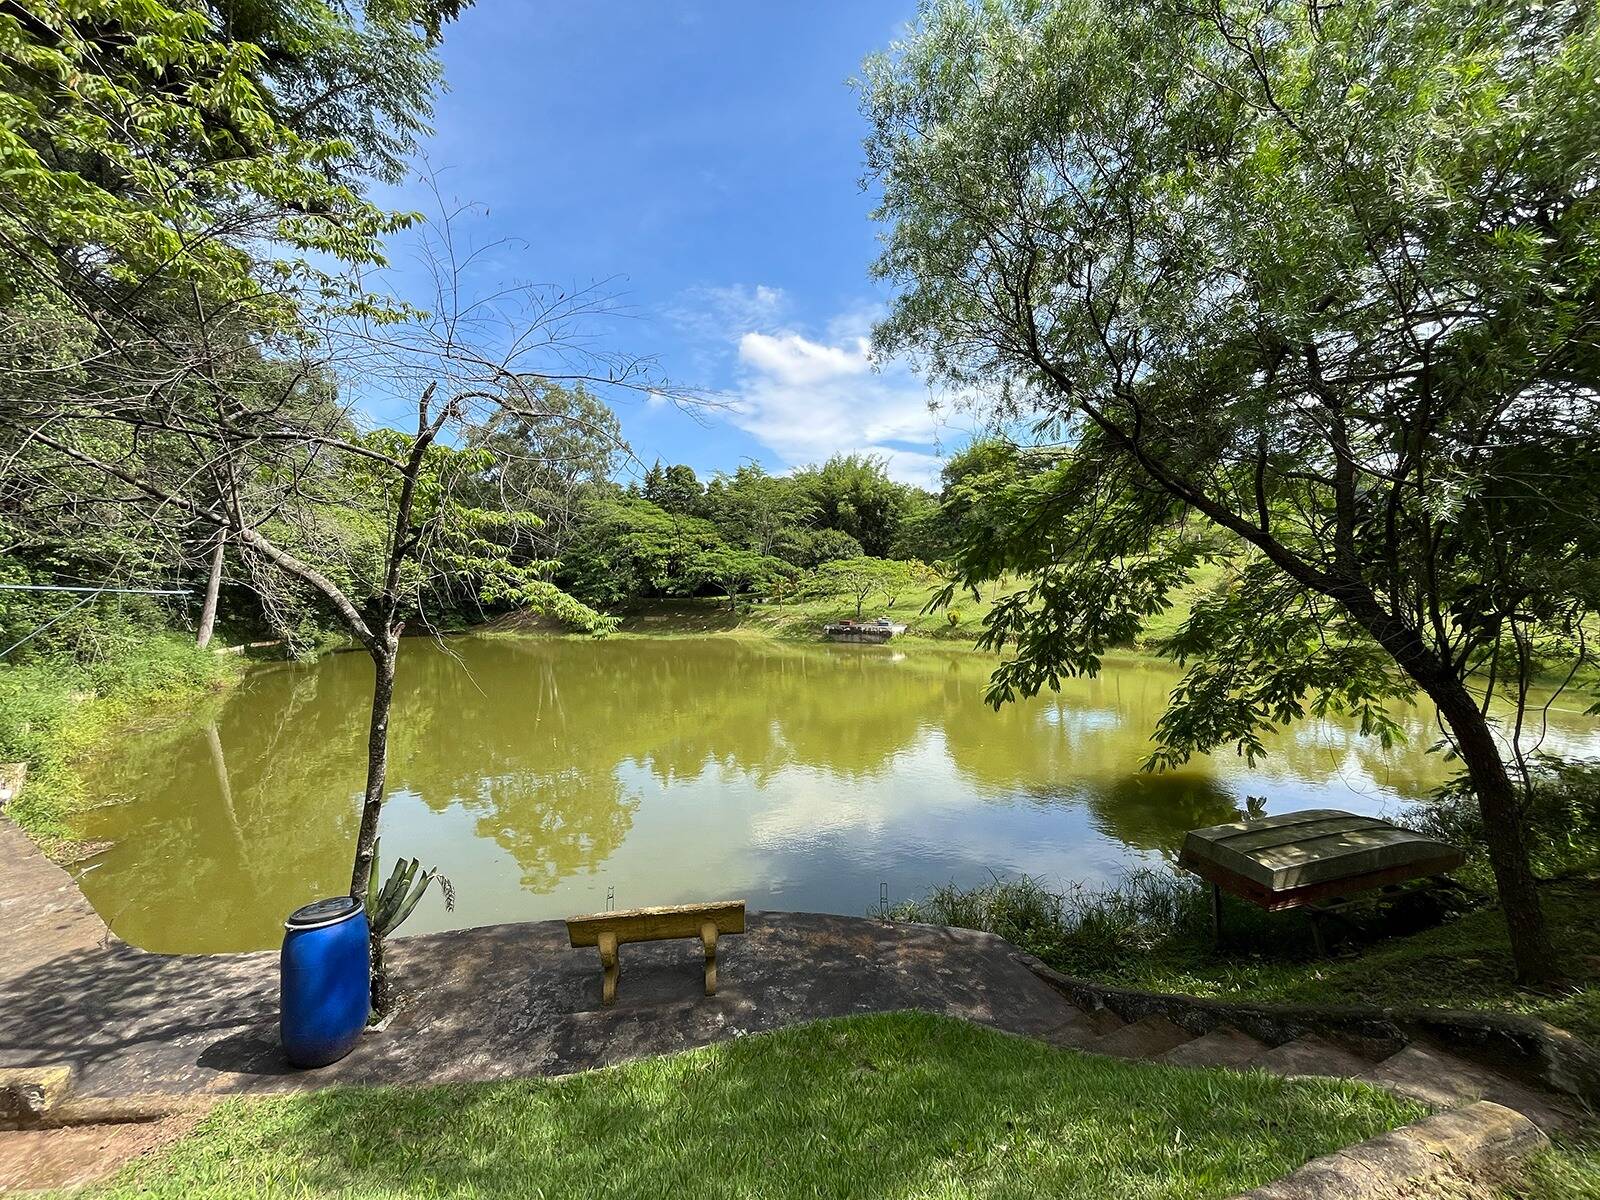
top-left (285, 895), bottom-right (364, 930)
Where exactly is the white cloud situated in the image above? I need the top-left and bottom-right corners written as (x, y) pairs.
top-left (731, 330), bottom-right (947, 487)
top-left (737, 331), bottom-right (872, 386)
top-left (668, 284), bottom-right (960, 488)
top-left (667, 283), bottom-right (787, 342)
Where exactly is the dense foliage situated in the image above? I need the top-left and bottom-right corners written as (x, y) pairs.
top-left (863, 0), bottom-right (1600, 981)
top-left (0, 0), bottom-right (472, 653)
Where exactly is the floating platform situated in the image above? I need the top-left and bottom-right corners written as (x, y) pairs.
top-left (822, 621), bottom-right (906, 643)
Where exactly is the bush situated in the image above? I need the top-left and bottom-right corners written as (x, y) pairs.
top-left (1412, 757), bottom-right (1600, 884)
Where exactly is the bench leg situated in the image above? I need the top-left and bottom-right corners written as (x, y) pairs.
top-left (701, 921), bottom-right (718, 996)
top-left (598, 931), bottom-right (619, 1006)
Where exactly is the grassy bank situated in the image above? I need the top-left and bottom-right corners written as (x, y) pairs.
top-left (886, 871), bottom-right (1600, 1043)
top-left (75, 1012), bottom-right (1423, 1200)
top-left (0, 635), bottom-right (238, 855)
top-left (491, 590), bottom-right (1086, 654)
top-left (607, 568), bottom-right (1219, 647)
top-left (488, 588), bottom-right (1015, 646)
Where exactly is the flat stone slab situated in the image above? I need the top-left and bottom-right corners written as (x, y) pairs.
top-left (1228, 1101), bottom-right (1548, 1199)
top-left (0, 815), bottom-right (1080, 1101)
top-left (1359, 1042), bottom-right (1580, 1134)
top-left (0, 820), bottom-right (109, 981)
top-left (0, 912), bottom-right (1077, 1100)
top-left (1094, 1015), bottom-right (1194, 1060)
top-left (1250, 1032), bottom-right (1382, 1080)
top-left (1160, 1026), bottom-right (1270, 1070)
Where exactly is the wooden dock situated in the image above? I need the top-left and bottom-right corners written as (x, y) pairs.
top-left (822, 621), bottom-right (906, 643)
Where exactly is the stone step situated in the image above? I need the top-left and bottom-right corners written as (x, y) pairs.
top-left (1248, 1033), bottom-right (1382, 1080)
top-left (0, 1065), bottom-right (74, 1126)
top-left (1359, 1043), bottom-right (1578, 1134)
top-left (1093, 1014), bottom-right (1195, 1060)
top-left (1037, 1005), bottom-right (1124, 1050)
top-left (1158, 1025), bottom-right (1271, 1069)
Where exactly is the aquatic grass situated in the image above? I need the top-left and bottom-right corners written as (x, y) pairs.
top-left (882, 868), bottom-right (1305, 977)
top-left (77, 1012), bottom-right (1424, 1200)
top-left (0, 635), bottom-right (236, 853)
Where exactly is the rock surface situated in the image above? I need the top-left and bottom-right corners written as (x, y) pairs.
top-left (0, 867), bottom-right (1077, 1099)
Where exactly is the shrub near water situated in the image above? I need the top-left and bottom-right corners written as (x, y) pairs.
top-left (882, 870), bottom-right (1256, 977)
top-left (1413, 757), bottom-right (1600, 884)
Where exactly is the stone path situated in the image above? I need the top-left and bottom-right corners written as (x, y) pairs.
top-left (0, 815), bottom-right (1081, 1100)
top-left (0, 912), bottom-right (1080, 1099)
top-left (0, 815), bottom-right (1583, 1193)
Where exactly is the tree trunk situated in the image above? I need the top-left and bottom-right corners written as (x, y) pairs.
top-left (1423, 672), bottom-right (1559, 983)
top-left (195, 531), bottom-right (225, 649)
top-left (349, 639), bottom-right (398, 901)
top-left (369, 931), bottom-right (390, 1020)
top-left (349, 637), bottom-right (399, 1012)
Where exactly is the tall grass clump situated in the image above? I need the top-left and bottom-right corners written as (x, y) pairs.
top-left (882, 869), bottom-right (1223, 976)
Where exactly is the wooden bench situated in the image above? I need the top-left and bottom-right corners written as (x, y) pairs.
top-left (566, 900), bottom-right (745, 1006)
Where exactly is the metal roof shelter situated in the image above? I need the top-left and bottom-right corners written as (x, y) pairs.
top-left (1178, 808), bottom-right (1466, 952)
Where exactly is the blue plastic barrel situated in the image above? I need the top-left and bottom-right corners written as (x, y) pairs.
top-left (280, 896), bottom-right (369, 1068)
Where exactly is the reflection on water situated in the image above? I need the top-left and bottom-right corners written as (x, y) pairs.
top-left (72, 636), bottom-right (1600, 952)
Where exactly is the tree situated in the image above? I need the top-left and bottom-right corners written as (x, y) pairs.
top-left (467, 383), bottom-right (627, 571)
top-left (3, 207), bottom-right (671, 1011)
top-left (863, 0), bottom-right (1600, 980)
top-left (777, 527), bottom-right (865, 568)
top-left (809, 557), bottom-right (924, 619)
top-left (0, 0), bottom-right (436, 317)
top-left (0, 0), bottom-right (467, 654)
top-left (642, 462), bottom-right (706, 517)
top-left (794, 454), bottom-right (918, 557)
top-left (210, 0), bottom-right (471, 186)
top-left (562, 494), bottom-right (723, 608)
top-left (894, 440), bottom-right (1022, 566)
top-left (688, 547), bottom-right (793, 611)
top-left (705, 464), bottom-right (816, 557)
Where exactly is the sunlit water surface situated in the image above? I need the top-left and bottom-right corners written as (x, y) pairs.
top-left (72, 636), bottom-right (1600, 952)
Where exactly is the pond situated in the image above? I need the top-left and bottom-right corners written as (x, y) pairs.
top-left (72, 635), bottom-right (1600, 953)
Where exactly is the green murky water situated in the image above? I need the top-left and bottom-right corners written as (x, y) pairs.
top-left (71, 636), bottom-right (1600, 953)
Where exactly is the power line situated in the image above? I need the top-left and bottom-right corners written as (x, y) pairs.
top-left (0, 583), bottom-right (193, 659)
top-left (0, 584), bottom-right (190, 595)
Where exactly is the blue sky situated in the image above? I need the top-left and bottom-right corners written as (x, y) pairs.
top-left (371, 2), bottom-right (968, 489)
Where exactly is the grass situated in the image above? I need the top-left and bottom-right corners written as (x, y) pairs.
top-left (488, 559), bottom-right (1227, 658)
top-left (605, 587), bottom-right (1014, 645)
top-left (0, 634), bottom-right (237, 855)
top-left (887, 871), bottom-right (1600, 1044)
top-left (1518, 1139), bottom-right (1600, 1200)
top-left (74, 1013), bottom-right (1425, 1200)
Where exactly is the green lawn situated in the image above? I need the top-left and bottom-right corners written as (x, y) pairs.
top-left (77, 1013), bottom-right (1424, 1200)
top-left (608, 586), bottom-right (1015, 644)
top-left (1093, 879), bottom-right (1600, 1045)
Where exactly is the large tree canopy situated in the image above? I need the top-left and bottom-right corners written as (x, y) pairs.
top-left (0, 0), bottom-right (459, 315)
top-left (863, 0), bottom-right (1600, 980)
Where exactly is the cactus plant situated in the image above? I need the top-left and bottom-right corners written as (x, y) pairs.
top-left (363, 838), bottom-right (454, 1016)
